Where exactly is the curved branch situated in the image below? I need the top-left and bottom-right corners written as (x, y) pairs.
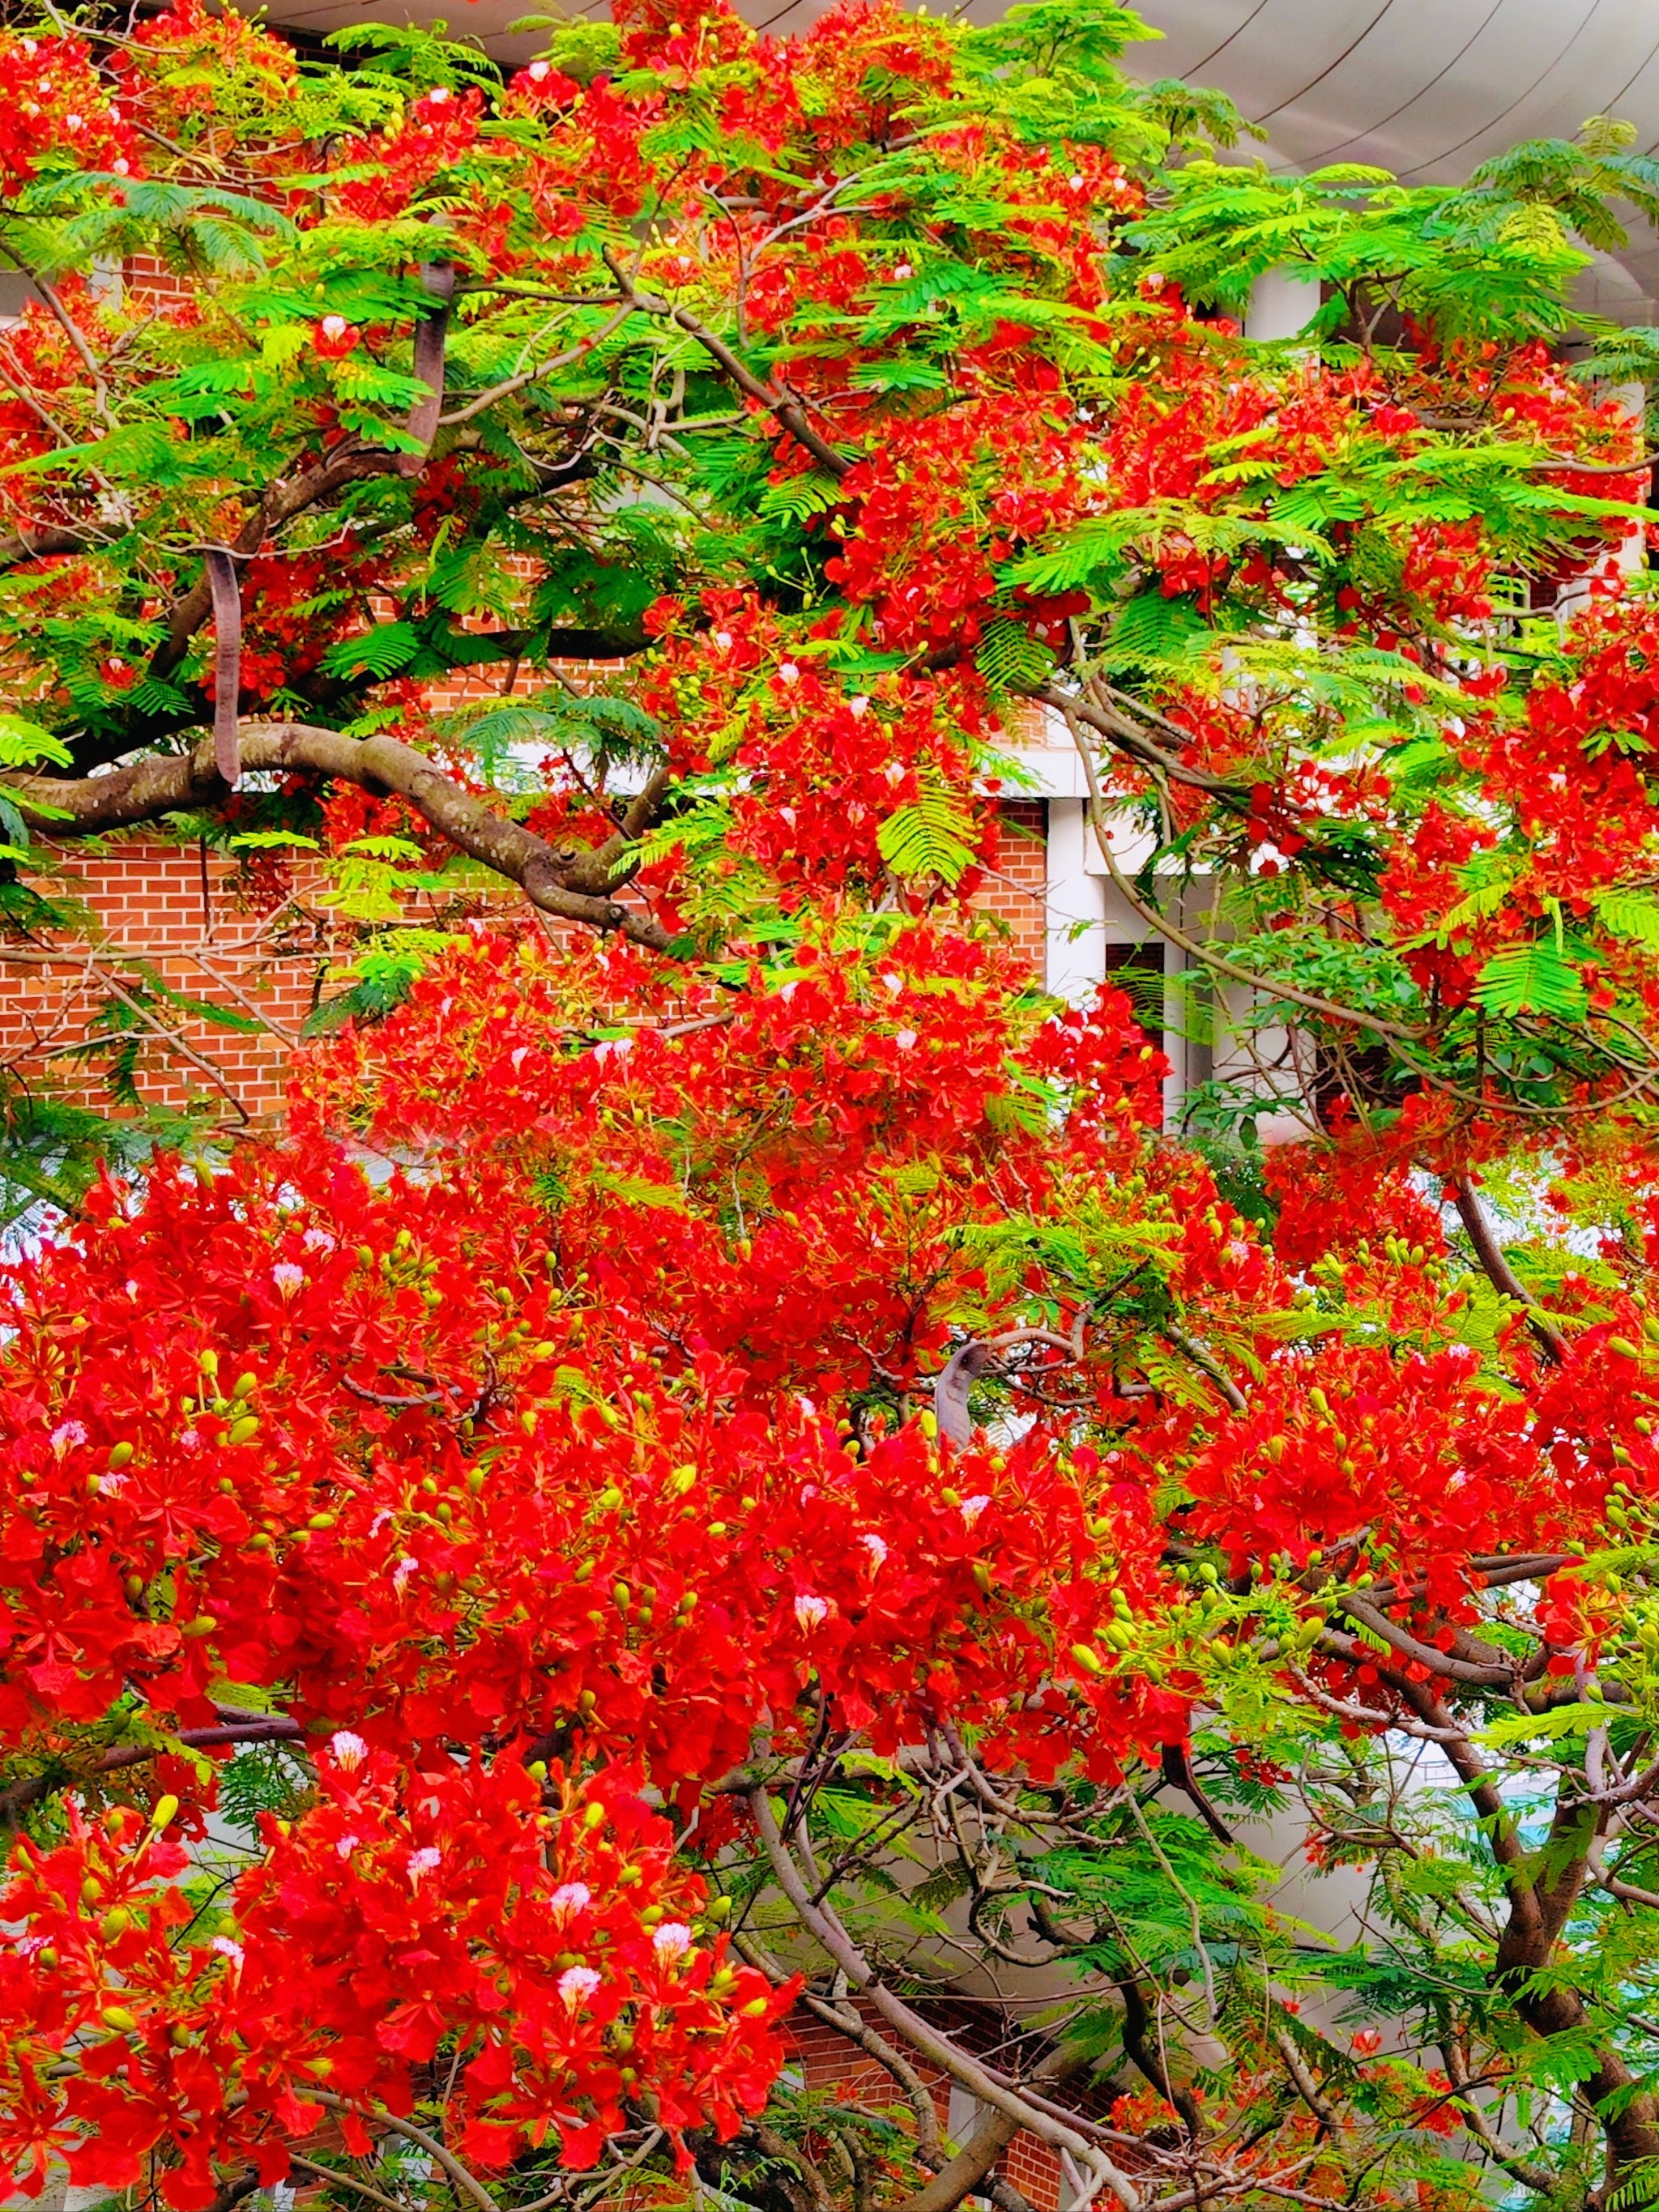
top-left (287, 2155), bottom-right (409, 2212)
top-left (737, 1952), bottom-right (944, 2164)
top-left (1272, 2027), bottom-right (1336, 2136)
top-left (0, 522), bottom-right (87, 569)
top-left (933, 1319), bottom-right (1088, 1446)
top-left (1336, 1595), bottom-right (1516, 1688)
top-left (1060, 704), bottom-right (1428, 1047)
top-left (304, 2091), bottom-right (497, 2212)
top-left (608, 254), bottom-right (851, 480)
top-left (0, 1713), bottom-right (303, 1823)
top-left (1585, 1830), bottom-right (1659, 1912)
top-left (748, 1788), bottom-right (1143, 2211)
top-left (1041, 684), bottom-right (1245, 803)
top-left (1161, 1324), bottom-right (1247, 1414)
top-left (6, 722), bottom-right (672, 952)
top-left (1452, 1176), bottom-right (1566, 1365)
top-left (1435, 2040), bottom-right (1555, 2195)
top-left (438, 302), bottom-right (637, 429)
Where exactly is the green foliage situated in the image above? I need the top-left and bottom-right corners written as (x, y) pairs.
top-left (876, 786), bottom-right (979, 885)
top-left (217, 1744), bottom-right (312, 1833)
top-left (0, 1080), bottom-right (222, 1230)
top-left (1474, 937), bottom-right (1590, 1020)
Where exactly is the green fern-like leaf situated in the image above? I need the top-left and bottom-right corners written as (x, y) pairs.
top-left (219, 1743), bottom-right (310, 1831)
top-left (757, 471), bottom-right (845, 522)
top-left (1473, 938), bottom-right (1588, 1019)
top-left (318, 623), bottom-right (423, 680)
top-left (1596, 889), bottom-right (1659, 948)
top-left (876, 786), bottom-right (979, 885)
top-left (975, 616), bottom-right (1057, 694)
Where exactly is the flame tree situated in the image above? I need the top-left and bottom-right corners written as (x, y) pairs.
top-left (7, 3), bottom-right (1659, 2210)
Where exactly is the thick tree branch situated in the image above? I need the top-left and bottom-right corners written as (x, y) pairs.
top-left (1335, 1595), bottom-right (1515, 1687)
top-left (893, 2108), bottom-right (1023, 2212)
top-left (0, 1714), bottom-right (303, 1823)
top-left (0, 522), bottom-right (87, 568)
top-left (6, 722), bottom-right (673, 952)
top-left (1115, 1976), bottom-right (1203, 2140)
top-left (1271, 2028), bottom-right (1336, 2136)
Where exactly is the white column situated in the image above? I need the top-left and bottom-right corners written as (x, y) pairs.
top-left (1043, 797), bottom-right (1106, 1004)
top-left (1245, 267), bottom-right (1318, 342)
top-left (1610, 377), bottom-right (1648, 580)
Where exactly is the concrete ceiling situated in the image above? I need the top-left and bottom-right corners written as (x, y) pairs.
top-left (258, 0), bottom-right (1659, 317)
top-left (1142, 0), bottom-right (1659, 320)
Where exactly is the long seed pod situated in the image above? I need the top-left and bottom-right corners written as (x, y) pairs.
top-left (204, 548), bottom-right (242, 789)
top-left (399, 262), bottom-right (455, 479)
top-left (933, 1341), bottom-right (995, 1447)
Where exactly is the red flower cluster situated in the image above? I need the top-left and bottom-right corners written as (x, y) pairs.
top-left (0, 1760), bottom-right (788, 2203)
top-left (0, 33), bottom-right (139, 185)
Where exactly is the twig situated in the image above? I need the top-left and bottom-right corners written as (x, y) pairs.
top-left (604, 251), bottom-right (850, 479)
top-left (748, 1787), bottom-right (1143, 2210)
top-left (305, 2091), bottom-right (499, 2212)
top-left (1452, 1176), bottom-right (1566, 1365)
top-left (287, 2155), bottom-right (409, 2212)
top-left (438, 304), bottom-right (636, 428)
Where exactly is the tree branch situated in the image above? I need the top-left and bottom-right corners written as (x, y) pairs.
top-left (304, 2092), bottom-right (501, 2212)
top-left (892, 2107), bottom-right (1023, 2212)
top-left (6, 722), bottom-right (673, 952)
top-left (1061, 703), bottom-right (1428, 1047)
top-left (1452, 1176), bottom-right (1566, 1365)
top-left (607, 254), bottom-right (851, 480)
top-left (748, 1788), bottom-right (1142, 2212)
top-left (0, 1714), bottom-right (303, 1823)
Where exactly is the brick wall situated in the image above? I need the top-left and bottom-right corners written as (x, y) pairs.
top-left (785, 2001), bottom-right (1075, 2211)
top-left (982, 798), bottom-right (1047, 974)
top-left (0, 843), bottom-right (337, 1126)
top-left (0, 799), bottom-right (1053, 1125)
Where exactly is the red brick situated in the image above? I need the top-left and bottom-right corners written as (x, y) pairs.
top-left (2, 800), bottom-right (1049, 1120)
